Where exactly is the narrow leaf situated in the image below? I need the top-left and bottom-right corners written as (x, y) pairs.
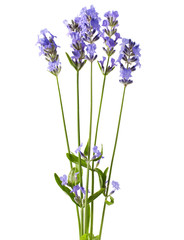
top-left (65, 52), bottom-right (77, 70)
top-left (97, 61), bottom-right (104, 75)
top-left (94, 168), bottom-right (104, 188)
top-left (54, 173), bottom-right (80, 207)
top-left (79, 60), bottom-right (87, 70)
top-left (66, 153), bottom-right (89, 169)
top-left (87, 188), bottom-right (105, 204)
top-left (84, 139), bottom-right (90, 156)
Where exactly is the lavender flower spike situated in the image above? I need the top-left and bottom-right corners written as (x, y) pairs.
top-left (37, 28), bottom-right (61, 76)
top-left (118, 38), bottom-right (141, 85)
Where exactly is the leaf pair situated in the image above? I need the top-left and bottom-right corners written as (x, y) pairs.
top-left (66, 53), bottom-right (87, 71)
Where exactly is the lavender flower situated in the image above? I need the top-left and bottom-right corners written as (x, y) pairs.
top-left (101, 10), bottom-right (121, 57)
top-left (75, 143), bottom-right (87, 159)
top-left (65, 5), bottom-right (101, 65)
top-left (118, 38), bottom-right (141, 85)
top-left (37, 29), bottom-right (61, 75)
top-left (85, 43), bottom-right (97, 61)
top-left (60, 174), bottom-right (68, 186)
top-left (109, 180), bottom-right (120, 195)
top-left (112, 181), bottom-right (120, 190)
top-left (93, 146), bottom-right (102, 159)
top-left (92, 146), bottom-right (104, 166)
top-left (70, 185), bottom-right (90, 196)
top-left (79, 5), bottom-right (101, 61)
top-left (71, 184), bottom-right (80, 196)
top-left (80, 187), bottom-right (90, 195)
top-left (98, 56), bottom-right (106, 72)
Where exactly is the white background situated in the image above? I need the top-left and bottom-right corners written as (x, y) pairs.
top-left (0, 0), bottom-right (184, 239)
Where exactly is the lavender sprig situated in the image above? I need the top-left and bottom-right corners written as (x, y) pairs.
top-left (37, 29), bottom-right (61, 76)
top-left (118, 38), bottom-right (141, 85)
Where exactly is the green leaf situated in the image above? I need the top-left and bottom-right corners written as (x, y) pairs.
top-left (97, 61), bottom-right (104, 75)
top-left (84, 139), bottom-right (90, 156)
top-left (87, 188), bottom-right (105, 204)
top-left (105, 195), bottom-right (114, 206)
top-left (66, 153), bottom-right (90, 169)
top-left (54, 173), bottom-right (80, 207)
top-left (65, 52), bottom-right (77, 70)
top-left (94, 168), bottom-right (104, 188)
top-left (103, 167), bottom-right (109, 180)
top-left (79, 60), bottom-right (87, 70)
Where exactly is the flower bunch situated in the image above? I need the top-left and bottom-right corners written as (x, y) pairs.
top-left (37, 5), bottom-right (141, 240)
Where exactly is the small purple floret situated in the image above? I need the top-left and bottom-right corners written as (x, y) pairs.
top-left (60, 174), bottom-right (68, 186)
top-left (112, 180), bottom-right (120, 190)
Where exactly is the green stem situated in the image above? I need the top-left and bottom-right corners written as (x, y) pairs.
top-left (85, 62), bottom-right (93, 234)
top-left (76, 70), bottom-right (84, 235)
top-left (56, 76), bottom-right (71, 162)
top-left (56, 75), bottom-right (81, 238)
top-left (90, 56), bottom-right (110, 239)
top-left (99, 85), bottom-right (127, 240)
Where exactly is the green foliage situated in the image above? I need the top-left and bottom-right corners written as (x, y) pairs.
top-left (80, 234), bottom-right (99, 240)
top-left (87, 188), bottom-right (105, 204)
top-left (65, 52), bottom-right (78, 71)
top-left (105, 195), bottom-right (114, 206)
top-left (54, 173), bottom-right (81, 207)
top-left (66, 153), bottom-right (90, 169)
top-left (95, 167), bottom-right (109, 193)
top-left (84, 139), bottom-right (90, 156)
top-left (97, 61), bottom-right (105, 75)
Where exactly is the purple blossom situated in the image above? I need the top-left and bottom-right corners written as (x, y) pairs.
top-left (75, 143), bottom-right (87, 158)
top-left (75, 143), bottom-right (83, 154)
top-left (120, 68), bottom-right (132, 80)
top-left (110, 58), bottom-right (116, 68)
top-left (102, 20), bottom-right (109, 27)
top-left (80, 5), bottom-right (101, 33)
top-left (70, 185), bottom-right (80, 196)
top-left (112, 180), bottom-right (120, 190)
top-left (37, 29), bottom-right (61, 75)
top-left (92, 146), bottom-right (104, 165)
top-left (85, 43), bottom-right (97, 61)
top-left (109, 180), bottom-right (120, 195)
top-left (101, 10), bottom-right (120, 60)
top-left (60, 174), bottom-right (68, 186)
top-left (80, 187), bottom-right (90, 195)
top-left (106, 38), bottom-right (116, 48)
top-left (118, 38), bottom-right (141, 85)
top-left (98, 56), bottom-right (106, 72)
top-left (48, 60), bottom-right (61, 72)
